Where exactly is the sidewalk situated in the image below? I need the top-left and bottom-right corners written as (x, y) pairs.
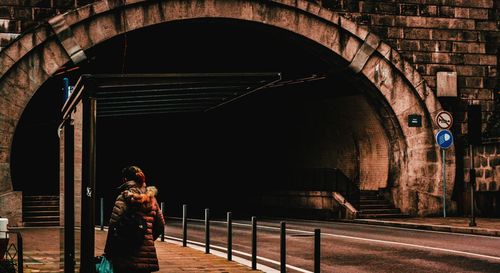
top-left (349, 216), bottom-right (500, 237)
top-left (7, 227), bottom-right (260, 273)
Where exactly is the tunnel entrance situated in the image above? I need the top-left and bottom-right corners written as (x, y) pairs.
top-left (4, 0), bottom-right (451, 223)
top-left (13, 19), bottom-right (392, 216)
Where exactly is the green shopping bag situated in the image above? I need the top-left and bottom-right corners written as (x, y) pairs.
top-left (95, 255), bottom-right (114, 273)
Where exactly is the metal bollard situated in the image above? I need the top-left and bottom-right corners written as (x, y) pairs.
top-left (227, 212), bottom-right (232, 261)
top-left (314, 229), bottom-right (321, 273)
top-left (251, 216), bottom-right (257, 270)
top-left (100, 197), bottom-right (104, 231)
top-left (205, 208), bottom-right (210, 254)
top-left (17, 232), bottom-right (23, 273)
top-left (182, 204), bottom-right (188, 247)
top-left (160, 202), bottom-right (165, 242)
top-left (280, 221), bottom-right (286, 273)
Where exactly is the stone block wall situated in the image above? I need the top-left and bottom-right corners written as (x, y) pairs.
top-left (0, 0), bottom-right (82, 51)
top-left (1, 0), bottom-right (497, 135)
top-left (464, 140), bottom-right (499, 191)
top-left (317, 0), bottom-right (499, 136)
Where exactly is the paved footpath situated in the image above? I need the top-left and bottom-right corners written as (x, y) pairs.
top-left (8, 216), bottom-right (500, 272)
top-left (7, 227), bottom-right (260, 273)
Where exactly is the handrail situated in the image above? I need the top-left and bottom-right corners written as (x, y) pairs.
top-left (2, 231), bottom-right (23, 273)
top-left (332, 192), bottom-right (358, 219)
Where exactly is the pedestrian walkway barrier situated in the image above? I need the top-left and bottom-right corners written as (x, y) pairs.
top-left (96, 199), bottom-right (324, 272)
top-left (164, 204), bottom-right (323, 273)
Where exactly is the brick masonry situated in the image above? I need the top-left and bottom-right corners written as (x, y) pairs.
top-left (0, 1), bottom-right (497, 127)
top-left (0, 0), bottom-right (497, 219)
top-left (0, 1), bottom-right (496, 156)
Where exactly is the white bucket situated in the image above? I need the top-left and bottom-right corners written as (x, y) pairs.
top-left (0, 218), bottom-right (7, 239)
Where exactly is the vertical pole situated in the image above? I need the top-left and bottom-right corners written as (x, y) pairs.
top-left (17, 232), bottom-right (23, 273)
top-left (442, 148), bottom-right (446, 218)
top-left (251, 216), bottom-right (257, 270)
top-left (160, 202), bottom-right (165, 242)
top-left (469, 144), bottom-right (477, 226)
top-left (81, 97), bottom-right (96, 273)
top-left (227, 212), bottom-right (232, 261)
top-left (63, 77), bottom-right (70, 101)
top-left (280, 221), bottom-right (286, 273)
top-left (63, 119), bottom-right (75, 273)
top-left (205, 208), bottom-right (210, 254)
top-left (314, 229), bottom-right (321, 273)
top-left (182, 204), bottom-right (187, 247)
top-left (100, 197), bottom-right (104, 230)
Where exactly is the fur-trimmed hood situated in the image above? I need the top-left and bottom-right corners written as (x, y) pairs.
top-left (118, 180), bottom-right (158, 210)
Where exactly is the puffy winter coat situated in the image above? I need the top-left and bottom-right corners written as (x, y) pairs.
top-left (104, 181), bottom-right (165, 272)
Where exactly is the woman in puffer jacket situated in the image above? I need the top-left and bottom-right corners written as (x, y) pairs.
top-left (104, 165), bottom-right (165, 273)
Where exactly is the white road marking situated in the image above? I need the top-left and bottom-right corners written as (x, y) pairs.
top-left (164, 236), bottom-right (312, 273)
top-left (229, 222), bottom-right (500, 262)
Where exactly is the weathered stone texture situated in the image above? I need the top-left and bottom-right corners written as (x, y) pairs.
top-left (0, 0), bottom-right (494, 218)
top-left (0, 191), bottom-right (21, 226)
top-left (1, 0), bottom-right (496, 132)
top-left (464, 141), bottom-right (500, 192)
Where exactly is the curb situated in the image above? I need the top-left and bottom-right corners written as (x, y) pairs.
top-left (336, 219), bottom-right (500, 237)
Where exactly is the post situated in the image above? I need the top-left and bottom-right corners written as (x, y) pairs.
top-left (81, 96), bottom-right (96, 273)
top-left (205, 208), bottom-right (210, 254)
top-left (314, 229), bottom-right (321, 273)
top-left (100, 197), bottom-right (104, 230)
top-left (280, 221), bottom-right (286, 273)
top-left (251, 216), bottom-right (257, 270)
top-left (63, 119), bottom-right (75, 273)
top-left (227, 212), bottom-right (232, 261)
top-left (17, 232), bottom-right (23, 273)
top-left (160, 202), bottom-right (165, 242)
top-left (469, 145), bottom-right (477, 226)
top-left (442, 148), bottom-right (446, 218)
top-left (182, 204), bottom-right (188, 247)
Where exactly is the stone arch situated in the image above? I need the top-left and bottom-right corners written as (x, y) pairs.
top-left (0, 0), bottom-right (454, 215)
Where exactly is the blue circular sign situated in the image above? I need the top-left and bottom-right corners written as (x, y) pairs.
top-left (436, 129), bottom-right (454, 149)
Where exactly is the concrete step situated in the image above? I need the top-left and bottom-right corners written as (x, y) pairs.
top-left (24, 210), bottom-right (59, 216)
top-left (23, 195), bottom-right (61, 227)
top-left (23, 200), bottom-right (59, 206)
top-left (357, 213), bottom-right (410, 219)
top-left (23, 205), bottom-right (59, 211)
top-left (359, 208), bottom-right (402, 214)
top-left (359, 204), bottom-right (394, 209)
top-left (360, 190), bottom-right (379, 196)
top-left (24, 195), bottom-right (59, 201)
top-left (24, 220), bottom-right (60, 226)
top-left (357, 190), bottom-right (408, 219)
top-left (23, 216), bottom-right (59, 222)
top-left (359, 199), bottom-right (391, 205)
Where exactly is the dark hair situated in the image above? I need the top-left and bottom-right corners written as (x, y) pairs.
top-left (121, 165), bottom-right (146, 185)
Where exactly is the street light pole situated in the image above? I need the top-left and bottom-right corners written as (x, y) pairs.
top-left (469, 144), bottom-right (476, 227)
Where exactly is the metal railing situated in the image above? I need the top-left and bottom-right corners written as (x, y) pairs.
top-left (96, 199), bottom-right (324, 272)
top-left (1, 231), bottom-right (23, 273)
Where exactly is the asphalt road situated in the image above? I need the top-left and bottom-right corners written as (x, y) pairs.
top-left (163, 217), bottom-right (500, 273)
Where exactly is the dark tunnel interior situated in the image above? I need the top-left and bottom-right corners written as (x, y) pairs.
top-left (12, 18), bottom-right (376, 221)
